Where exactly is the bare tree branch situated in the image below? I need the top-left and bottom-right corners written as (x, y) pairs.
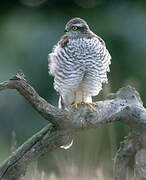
top-left (134, 132), bottom-right (146, 180)
top-left (0, 72), bottom-right (64, 128)
top-left (114, 131), bottom-right (142, 180)
top-left (0, 71), bottom-right (146, 180)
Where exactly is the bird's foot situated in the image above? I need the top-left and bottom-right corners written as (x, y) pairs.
top-left (68, 100), bottom-right (96, 110)
top-left (81, 101), bottom-right (96, 110)
top-left (68, 101), bottom-right (81, 109)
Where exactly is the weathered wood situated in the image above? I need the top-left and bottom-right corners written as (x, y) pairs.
top-left (0, 72), bottom-right (146, 180)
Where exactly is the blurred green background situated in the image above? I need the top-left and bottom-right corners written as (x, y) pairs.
top-left (0, 0), bottom-right (146, 179)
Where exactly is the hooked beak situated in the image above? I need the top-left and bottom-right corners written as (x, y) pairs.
top-left (64, 29), bottom-right (68, 33)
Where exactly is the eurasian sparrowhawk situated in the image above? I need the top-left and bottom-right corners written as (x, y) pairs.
top-left (49, 18), bottom-right (111, 110)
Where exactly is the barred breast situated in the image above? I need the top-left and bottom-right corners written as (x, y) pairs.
top-left (49, 36), bottom-right (111, 106)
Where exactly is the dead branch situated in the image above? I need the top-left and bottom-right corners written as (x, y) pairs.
top-left (0, 72), bottom-right (146, 180)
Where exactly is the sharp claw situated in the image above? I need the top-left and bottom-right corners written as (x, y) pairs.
top-left (81, 101), bottom-right (96, 110)
top-left (68, 100), bottom-right (96, 110)
top-left (68, 101), bottom-right (80, 109)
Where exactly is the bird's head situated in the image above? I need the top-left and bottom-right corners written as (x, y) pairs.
top-left (64, 18), bottom-right (90, 38)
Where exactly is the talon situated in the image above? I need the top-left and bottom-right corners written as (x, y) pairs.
top-left (81, 101), bottom-right (96, 110)
top-left (68, 101), bottom-right (80, 109)
top-left (86, 102), bottom-right (95, 109)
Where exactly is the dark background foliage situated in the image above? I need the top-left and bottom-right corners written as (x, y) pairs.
top-left (0, 0), bottom-right (146, 178)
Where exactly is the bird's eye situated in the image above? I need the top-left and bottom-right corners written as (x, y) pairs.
top-left (72, 26), bottom-right (78, 31)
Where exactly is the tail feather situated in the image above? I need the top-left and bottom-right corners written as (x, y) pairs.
top-left (58, 93), bottom-right (92, 149)
top-left (58, 95), bottom-right (73, 149)
top-left (60, 140), bottom-right (73, 150)
top-left (58, 96), bottom-right (64, 109)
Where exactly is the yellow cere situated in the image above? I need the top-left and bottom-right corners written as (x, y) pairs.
top-left (72, 26), bottom-right (78, 30)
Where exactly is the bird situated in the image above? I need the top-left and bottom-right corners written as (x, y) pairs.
top-left (49, 18), bottom-right (111, 110)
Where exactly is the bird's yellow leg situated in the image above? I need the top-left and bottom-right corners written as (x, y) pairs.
top-left (84, 102), bottom-right (95, 109)
top-left (81, 93), bottom-right (95, 109)
top-left (68, 92), bottom-right (80, 108)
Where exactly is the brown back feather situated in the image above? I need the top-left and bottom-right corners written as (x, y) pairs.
top-left (87, 31), bottom-right (106, 46)
top-left (58, 35), bottom-right (69, 48)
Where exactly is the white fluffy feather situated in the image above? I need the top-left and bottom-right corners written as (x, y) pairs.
top-left (49, 36), bottom-right (111, 108)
